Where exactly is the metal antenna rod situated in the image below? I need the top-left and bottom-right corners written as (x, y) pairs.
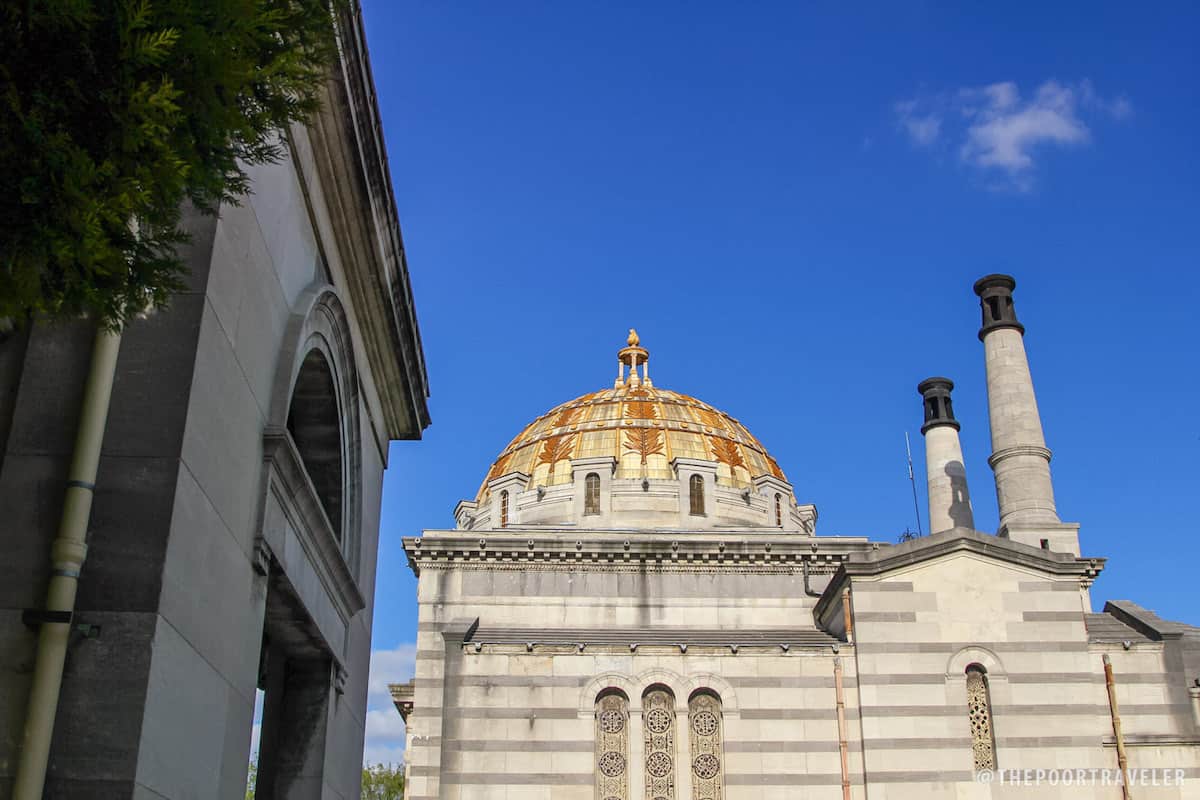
top-left (905, 432), bottom-right (923, 536)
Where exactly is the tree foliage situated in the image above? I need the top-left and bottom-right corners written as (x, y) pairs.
top-left (361, 762), bottom-right (405, 800)
top-left (245, 758), bottom-right (257, 800)
top-left (245, 758), bottom-right (404, 799)
top-left (0, 0), bottom-right (341, 329)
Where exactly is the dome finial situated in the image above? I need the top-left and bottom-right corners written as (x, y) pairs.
top-left (616, 328), bottom-right (650, 389)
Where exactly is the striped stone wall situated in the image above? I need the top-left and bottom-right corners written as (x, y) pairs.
top-left (402, 536), bottom-right (1199, 798)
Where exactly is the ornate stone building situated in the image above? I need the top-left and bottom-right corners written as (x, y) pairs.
top-left (394, 277), bottom-right (1198, 798)
top-left (0, 6), bottom-right (428, 798)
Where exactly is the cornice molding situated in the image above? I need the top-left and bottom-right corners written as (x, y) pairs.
top-left (402, 530), bottom-right (874, 576)
top-left (389, 681), bottom-right (414, 721)
top-left (305, 2), bottom-right (430, 440)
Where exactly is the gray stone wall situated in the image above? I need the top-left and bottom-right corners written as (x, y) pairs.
top-left (0, 38), bottom-right (427, 796)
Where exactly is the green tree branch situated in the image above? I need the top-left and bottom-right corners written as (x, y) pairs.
top-left (0, 0), bottom-right (343, 329)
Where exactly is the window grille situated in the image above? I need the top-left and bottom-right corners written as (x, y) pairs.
top-left (966, 665), bottom-right (997, 770)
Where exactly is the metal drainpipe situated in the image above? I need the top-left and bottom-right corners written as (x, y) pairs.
top-left (1103, 654), bottom-right (1134, 800)
top-left (834, 657), bottom-right (851, 800)
top-left (842, 589), bottom-right (854, 644)
top-left (846, 586), bottom-right (872, 800)
top-left (13, 325), bottom-right (122, 800)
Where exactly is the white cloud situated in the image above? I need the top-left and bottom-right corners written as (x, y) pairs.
top-left (959, 81), bottom-right (1089, 174)
top-left (1079, 79), bottom-right (1133, 120)
top-left (895, 80), bottom-right (1130, 190)
top-left (364, 708), bottom-right (408, 766)
top-left (367, 643), bottom-right (417, 706)
top-left (363, 642), bottom-right (417, 766)
top-left (895, 100), bottom-right (942, 146)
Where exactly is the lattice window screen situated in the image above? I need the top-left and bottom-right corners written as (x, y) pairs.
top-left (643, 689), bottom-right (676, 800)
top-left (585, 473), bottom-right (601, 515)
top-left (688, 693), bottom-right (724, 800)
top-left (966, 667), bottom-right (996, 770)
top-left (596, 693), bottom-right (629, 800)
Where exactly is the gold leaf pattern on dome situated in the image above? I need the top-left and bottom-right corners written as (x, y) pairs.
top-left (552, 405), bottom-right (580, 430)
top-left (538, 433), bottom-right (576, 482)
top-left (695, 407), bottom-right (724, 432)
top-left (623, 401), bottom-right (664, 466)
top-left (624, 399), bottom-right (657, 422)
top-left (472, 333), bottom-right (789, 503)
top-left (766, 454), bottom-right (785, 480)
top-left (486, 452), bottom-right (512, 482)
top-left (708, 436), bottom-right (745, 471)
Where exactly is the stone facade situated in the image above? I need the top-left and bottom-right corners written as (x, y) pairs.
top-left (396, 283), bottom-right (1197, 798)
top-left (0, 7), bottom-right (428, 799)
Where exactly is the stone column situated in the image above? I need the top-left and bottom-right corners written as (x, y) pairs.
top-left (255, 645), bottom-right (332, 800)
top-left (917, 377), bottom-right (974, 533)
top-left (974, 274), bottom-right (1060, 530)
top-left (675, 701), bottom-right (694, 799)
top-left (629, 698), bottom-right (645, 799)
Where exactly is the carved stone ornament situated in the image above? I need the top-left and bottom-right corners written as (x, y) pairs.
top-left (688, 693), bottom-right (724, 800)
top-left (967, 668), bottom-right (996, 771)
top-left (596, 693), bottom-right (628, 800)
top-left (643, 690), bottom-right (675, 800)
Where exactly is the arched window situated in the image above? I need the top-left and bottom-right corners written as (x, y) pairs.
top-left (584, 473), bottom-right (601, 516)
top-left (643, 687), bottom-right (676, 798)
top-left (774, 493), bottom-right (782, 527)
top-left (689, 690), bottom-right (725, 799)
top-left (500, 490), bottom-right (509, 528)
top-left (966, 664), bottom-right (996, 770)
top-left (595, 690), bottom-right (629, 800)
top-left (287, 350), bottom-right (343, 541)
top-left (689, 474), bottom-right (705, 516)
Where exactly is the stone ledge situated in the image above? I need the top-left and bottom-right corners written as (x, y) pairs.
top-left (402, 530), bottom-right (873, 576)
top-left (260, 429), bottom-right (365, 625)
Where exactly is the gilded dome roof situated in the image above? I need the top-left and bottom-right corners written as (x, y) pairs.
top-left (476, 332), bottom-right (786, 504)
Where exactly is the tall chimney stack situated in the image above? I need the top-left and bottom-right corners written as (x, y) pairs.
top-left (974, 274), bottom-right (1079, 554)
top-left (917, 377), bottom-right (974, 534)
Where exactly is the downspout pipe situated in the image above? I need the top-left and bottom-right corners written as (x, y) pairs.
top-left (1103, 654), bottom-right (1134, 800)
top-left (833, 657), bottom-right (851, 800)
top-left (842, 589), bottom-right (854, 645)
top-left (13, 324), bottom-right (122, 800)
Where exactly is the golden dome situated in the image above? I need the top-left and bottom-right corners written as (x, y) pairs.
top-left (476, 334), bottom-right (786, 504)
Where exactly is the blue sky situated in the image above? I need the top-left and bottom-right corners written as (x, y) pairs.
top-left (356, 2), bottom-right (1199, 763)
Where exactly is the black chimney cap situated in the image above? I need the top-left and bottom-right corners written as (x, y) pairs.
top-left (973, 273), bottom-right (1025, 340)
top-left (917, 376), bottom-right (960, 434)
